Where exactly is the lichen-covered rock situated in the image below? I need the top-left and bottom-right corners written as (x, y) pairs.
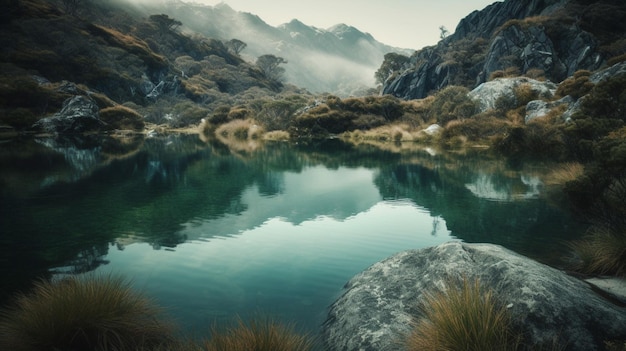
top-left (468, 77), bottom-right (556, 113)
top-left (323, 242), bottom-right (626, 351)
top-left (525, 95), bottom-right (574, 123)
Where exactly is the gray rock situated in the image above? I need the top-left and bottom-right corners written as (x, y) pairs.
top-left (482, 23), bottom-right (602, 83)
top-left (323, 242), bottom-right (626, 351)
top-left (468, 77), bottom-right (556, 113)
top-left (525, 95), bottom-right (574, 123)
top-left (32, 95), bottom-right (105, 134)
top-left (422, 123), bottom-right (442, 136)
top-left (590, 61), bottom-right (626, 84)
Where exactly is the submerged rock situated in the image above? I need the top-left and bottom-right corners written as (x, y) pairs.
top-left (323, 242), bottom-right (626, 351)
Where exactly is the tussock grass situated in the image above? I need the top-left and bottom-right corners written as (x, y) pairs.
top-left (543, 162), bottom-right (584, 186)
top-left (263, 130), bottom-right (290, 141)
top-left (570, 226), bottom-right (626, 276)
top-left (202, 316), bottom-right (314, 351)
top-left (0, 274), bottom-right (175, 351)
top-left (406, 277), bottom-right (518, 351)
top-left (215, 119), bottom-right (264, 140)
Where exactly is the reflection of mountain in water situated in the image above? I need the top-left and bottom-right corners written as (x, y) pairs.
top-left (0, 136), bottom-right (584, 302)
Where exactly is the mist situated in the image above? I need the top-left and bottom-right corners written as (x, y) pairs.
top-left (106, 0), bottom-right (404, 95)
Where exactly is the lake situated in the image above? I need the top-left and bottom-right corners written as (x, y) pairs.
top-left (0, 134), bottom-right (585, 340)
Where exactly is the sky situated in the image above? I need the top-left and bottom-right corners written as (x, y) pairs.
top-left (195, 0), bottom-right (499, 49)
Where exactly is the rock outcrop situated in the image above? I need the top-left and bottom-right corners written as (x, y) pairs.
top-left (481, 22), bottom-right (602, 83)
top-left (382, 0), bottom-right (621, 100)
top-left (32, 95), bottom-right (105, 134)
top-left (468, 77), bottom-right (556, 113)
top-left (323, 242), bottom-right (626, 351)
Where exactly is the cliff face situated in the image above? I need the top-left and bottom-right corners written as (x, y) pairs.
top-left (382, 0), bottom-right (625, 100)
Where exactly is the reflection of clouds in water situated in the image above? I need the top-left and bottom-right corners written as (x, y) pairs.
top-left (465, 173), bottom-right (543, 202)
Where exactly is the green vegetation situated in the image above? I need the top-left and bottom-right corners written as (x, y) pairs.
top-left (406, 277), bottom-right (519, 351)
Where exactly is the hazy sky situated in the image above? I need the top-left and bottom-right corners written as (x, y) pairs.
top-left (196, 0), bottom-right (499, 49)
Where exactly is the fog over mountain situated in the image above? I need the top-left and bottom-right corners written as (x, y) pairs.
top-left (118, 0), bottom-right (412, 95)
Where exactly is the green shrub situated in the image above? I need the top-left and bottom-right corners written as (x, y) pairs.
top-left (555, 71), bottom-right (594, 99)
top-left (429, 86), bottom-right (478, 125)
top-left (202, 316), bottom-right (314, 351)
top-left (406, 277), bottom-right (518, 351)
top-left (565, 73), bottom-right (626, 160)
top-left (0, 274), bottom-right (175, 351)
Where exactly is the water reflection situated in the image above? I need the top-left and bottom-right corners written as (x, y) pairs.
top-left (0, 135), bottom-right (584, 334)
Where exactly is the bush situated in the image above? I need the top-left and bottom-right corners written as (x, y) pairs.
top-left (429, 86), bottom-right (478, 125)
top-left (0, 275), bottom-right (175, 351)
top-left (405, 277), bottom-right (518, 351)
top-left (569, 225), bottom-right (626, 276)
top-left (99, 105), bottom-right (145, 131)
top-left (202, 316), bottom-right (314, 351)
top-left (495, 122), bottom-right (566, 159)
top-left (555, 70), bottom-right (594, 99)
top-left (440, 114), bottom-right (510, 145)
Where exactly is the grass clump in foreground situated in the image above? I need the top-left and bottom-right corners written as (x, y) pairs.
top-left (201, 316), bottom-right (314, 351)
top-left (570, 225), bottom-right (626, 276)
top-left (0, 274), bottom-right (176, 351)
top-left (406, 276), bottom-right (519, 351)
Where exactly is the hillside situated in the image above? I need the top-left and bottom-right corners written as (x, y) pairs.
top-left (0, 0), bottom-right (306, 132)
top-left (381, 0), bottom-right (626, 99)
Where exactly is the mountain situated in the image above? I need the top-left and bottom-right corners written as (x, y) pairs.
top-left (381, 0), bottom-right (626, 100)
top-left (127, 1), bottom-right (411, 95)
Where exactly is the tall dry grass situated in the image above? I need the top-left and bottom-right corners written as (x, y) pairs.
top-left (543, 162), bottom-right (584, 186)
top-left (406, 277), bottom-right (518, 351)
top-left (570, 226), bottom-right (626, 276)
top-left (0, 274), bottom-right (175, 351)
top-left (201, 316), bottom-right (314, 351)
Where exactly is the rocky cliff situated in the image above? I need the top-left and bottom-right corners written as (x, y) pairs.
top-left (382, 0), bottom-right (626, 100)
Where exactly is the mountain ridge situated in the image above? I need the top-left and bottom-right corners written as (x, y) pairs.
top-left (140, 0), bottom-right (411, 94)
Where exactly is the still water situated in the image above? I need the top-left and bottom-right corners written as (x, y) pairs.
top-left (0, 134), bottom-right (584, 337)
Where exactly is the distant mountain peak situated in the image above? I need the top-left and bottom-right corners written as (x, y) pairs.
top-left (328, 23), bottom-right (374, 41)
top-left (213, 2), bottom-right (234, 12)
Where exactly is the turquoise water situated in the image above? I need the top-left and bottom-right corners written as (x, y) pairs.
top-left (0, 135), bottom-right (584, 338)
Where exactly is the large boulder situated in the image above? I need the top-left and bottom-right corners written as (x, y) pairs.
top-left (468, 77), bottom-right (556, 113)
top-left (323, 242), bottom-right (626, 351)
top-left (32, 95), bottom-right (105, 134)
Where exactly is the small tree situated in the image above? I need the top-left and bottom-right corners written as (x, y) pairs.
top-left (256, 54), bottom-right (287, 81)
top-left (375, 52), bottom-right (410, 85)
top-left (439, 25), bottom-right (449, 39)
top-left (226, 39), bottom-right (247, 55)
